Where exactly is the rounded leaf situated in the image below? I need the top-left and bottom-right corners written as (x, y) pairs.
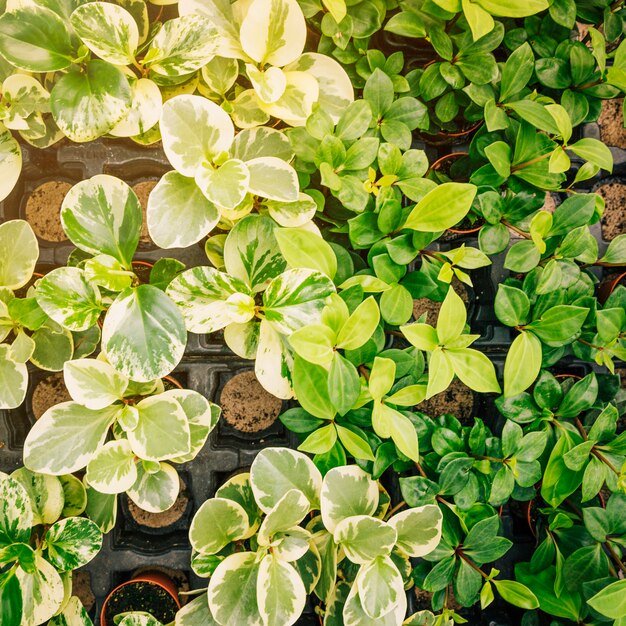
top-left (190, 497), bottom-right (250, 555)
top-left (0, 220), bottom-right (38, 290)
top-left (44, 516), bottom-right (103, 571)
top-left (0, 127), bottom-right (22, 203)
top-left (64, 358), bottom-right (128, 409)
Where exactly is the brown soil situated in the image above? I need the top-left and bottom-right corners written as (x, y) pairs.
top-left (414, 586), bottom-right (462, 612)
top-left (131, 566), bottom-right (190, 600)
top-left (24, 181), bottom-right (72, 242)
top-left (598, 99), bottom-right (626, 148)
top-left (596, 182), bottom-right (626, 240)
top-left (132, 180), bottom-right (157, 246)
top-left (72, 570), bottom-right (96, 611)
top-left (542, 192), bottom-right (558, 213)
top-left (31, 373), bottom-right (71, 420)
top-left (412, 281), bottom-right (470, 324)
top-left (220, 370), bottom-right (282, 433)
top-left (617, 367), bottom-right (625, 433)
top-left (127, 479), bottom-right (188, 528)
top-left (416, 378), bottom-right (475, 422)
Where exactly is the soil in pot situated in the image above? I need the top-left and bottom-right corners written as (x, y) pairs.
top-left (127, 478), bottom-right (189, 529)
top-left (31, 373), bottom-right (71, 420)
top-left (598, 98), bottom-right (626, 149)
top-left (617, 367), bottom-right (626, 433)
top-left (24, 181), bottom-right (72, 242)
top-left (71, 570), bottom-right (95, 612)
top-left (414, 587), bottom-right (463, 612)
top-left (132, 180), bottom-right (157, 246)
top-left (103, 581), bottom-right (178, 625)
top-left (596, 181), bottom-right (626, 240)
top-left (220, 370), bottom-right (282, 433)
top-left (412, 281), bottom-right (470, 325)
top-left (417, 378), bottom-right (475, 423)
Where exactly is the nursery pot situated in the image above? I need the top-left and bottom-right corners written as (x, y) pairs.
top-left (100, 571), bottom-right (180, 626)
top-left (419, 121), bottom-right (483, 148)
top-left (428, 151), bottom-right (469, 179)
top-left (598, 270), bottom-right (626, 303)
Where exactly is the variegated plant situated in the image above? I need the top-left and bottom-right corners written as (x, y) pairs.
top-left (34, 174), bottom-right (187, 382)
top-left (147, 94), bottom-right (316, 248)
top-left (183, 448), bottom-right (442, 626)
top-left (0, 122), bottom-right (22, 201)
top-left (179, 0), bottom-right (353, 127)
top-left (23, 356), bottom-right (220, 513)
top-left (0, 220), bottom-right (100, 409)
top-left (167, 214), bottom-right (335, 398)
top-left (0, 468), bottom-right (102, 626)
top-left (0, 1), bottom-right (219, 144)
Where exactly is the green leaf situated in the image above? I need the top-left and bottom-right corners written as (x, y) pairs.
top-left (527, 305), bottom-right (588, 343)
top-left (494, 285), bottom-right (529, 327)
top-left (588, 579), bottom-right (626, 619)
top-left (275, 228), bottom-right (337, 279)
top-left (369, 356), bottom-right (396, 400)
top-left (447, 348), bottom-right (501, 393)
top-left (44, 517), bottom-right (102, 571)
top-left (102, 284), bottom-right (187, 382)
top-left (437, 287), bottom-right (467, 344)
top-left (404, 183), bottom-right (477, 232)
top-left (364, 68), bottom-right (394, 118)
top-left (51, 61), bottom-right (132, 142)
top-left (0, 570), bottom-right (22, 626)
top-left (336, 425), bottom-right (375, 462)
top-left (492, 579), bottom-right (539, 609)
top-left (503, 331), bottom-right (542, 397)
top-left (24, 402), bottom-right (118, 474)
top-left (329, 354), bottom-right (360, 415)
top-left (569, 138), bottom-right (613, 172)
top-left (0, 221), bottom-right (38, 290)
top-left (293, 356), bottom-right (335, 419)
top-left (0, 6), bottom-right (74, 71)
top-left (500, 42), bottom-right (534, 101)
top-left (336, 296), bottom-right (380, 350)
top-left (541, 434), bottom-right (586, 507)
top-left (0, 475), bottom-right (32, 547)
top-left (504, 240), bottom-right (541, 273)
top-left (190, 497), bottom-right (250, 555)
top-left (70, 2), bottom-right (138, 65)
top-left (600, 234), bottom-right (626, 264)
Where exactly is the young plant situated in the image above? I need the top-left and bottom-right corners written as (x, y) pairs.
top-left (167, 214), bottom-right (335, 398)
top-left (401, 288), bottom-right (501, 397)
top-left (34, 174), bottom-right (187, 382)
top-left (0, 469), bottom-right (102, 626)
top-left (23, 357), bottom-right (219, 512)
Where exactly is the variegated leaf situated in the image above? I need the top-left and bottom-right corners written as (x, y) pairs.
top-left (64, 358), bottom-right (128, 409)
top-left (285, 53), bottom-right (353, 123)
top-left (11, 467), bottom-right (64, 525)
top-left (321, 466), bottom-right (379, 533)
top-left (59, 474), bottom-right (87, 517)
top-left (30, 322), bottom-right (74, 371)
top-left (250, 447), bottom-right (322, 514)
top-left (231, 89), bottom-right (271, 129)
top-left (167, 266), bottom-right (250, 333)
top-left (0, 6), bottom-right (75, 72)
top-left (50, 61), bottom-right (132, 142)
top-left (356, 556), bottom-right (404, 620)
top-left (246, 156), bottom-right (299, 203)
top-left (102, 284), bottom-right (187, 382)
top-left (265, 193), bottom-right (317, 228)
top-left (247, 64), bottom-right (287, 104)
top-left (48, 595), bottom-right (93, 626)
top-left (292, 540), bottom-right (322, 593)
top-left (16, 554), bottom-right (64, 626)
top-left (70, 2), bottom-right (139, 65)
top-left (224, 320), bottom-right (259, 359)
top-left (0, 474), bottom-right (33, 546)
top-left (118, 614), bottom-right (163, 626)
top-left (2, 75), bottom-right (50, 130)
top-left (127, 394), bottom-right (191, 461)
top-left (201, 56), bottom-right (239, 96)
top-left (176, 594), bottom-right (219, 626)
top-left (127, 461), bottom-right (180, 513)
top-left (0, 126), bottom-right (21, 202)
top-left (0, 344), bottom-right (28, 409)
top-left (239, 0), bottom-right (305, 66)
top-left (147, 171), bottom-right (220, 248)
top-left (224, 215), bottom-right (286, 290)
top-left (195, 158), bottom-right (250, 210)
top-left (160, 94), bottom-right (234, 177)
top-left (343, 573), bottom-right (407, 626)
top-left (110, 78), bottom-right (162, 137)
top-left (231, 127), bottom-right (294, 162)
top-left (255, 319), bottom-right (294, 399)
top-left (23, 402), bottom-right (119, 474)
top-left (146, 15), bottom-right (218, 76)
top-left (208, 552), bottom-right (263, 626)
top-left (259, 71), bottom-right (318, 126)
top-left (388, 505), bottom-right (442, 558)
top-left (334, 516), bottom-right (397, 565)
top-left (0, 220), bottom-right (38, 289)
top-left (45, 517), bottom-right (103, 571)
top-left (61, 175), bottom-right (141, 268)
top-left (262, 268), bottom-right (335, 335)
top-left (257, 554), bottom-right (306, 626)
top-left (215, 473), bottom-right (262, 539)
top-left (313, 530), bottom-right (337, 604)
top-left (35, 267), bottom-right (104, 331)
top-left (85, 439), bottom-right (137, 494)
top-left (258, 489), bottom-right (310, 545)
top-left (190, 497), bottom-right (250, 555)
top-left (165, 389), bottom-right (220, 463)
top-left (272, 527), bottom-right (311, 562)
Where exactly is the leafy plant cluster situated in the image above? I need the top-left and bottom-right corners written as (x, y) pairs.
top-left (0, 0), bottom-right (625, 625)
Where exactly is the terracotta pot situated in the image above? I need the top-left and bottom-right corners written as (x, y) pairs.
top-left (162, 374), bottom-right (184, 390)
top-left (598, 271), bottom-right (626, 303)
top-left (429, 151), bottom-right (469, 175)
top-left (419, 121), bottom-right (483, 147)
top-left (555, 374), bottom-right (583, 381)
top-left (100, 571), bottom-right (180, 626)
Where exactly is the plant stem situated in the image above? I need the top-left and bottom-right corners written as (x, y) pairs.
top-left (502, 220), bottom-right (532, 239)
top-left (358, 365), bottom-right (370, 382)
top-left (511, 152), bottom-right (552, 172)
top-left (592, 449), bottom-right (621, 475)
top-left (458, 551), bottom-right (488, 579)
top-left (604, 541), bottom-right (625, 577)
top-left (387, 500), bottom-right (407, 518)
top-left (574, 418), bottom-right (589, 441)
